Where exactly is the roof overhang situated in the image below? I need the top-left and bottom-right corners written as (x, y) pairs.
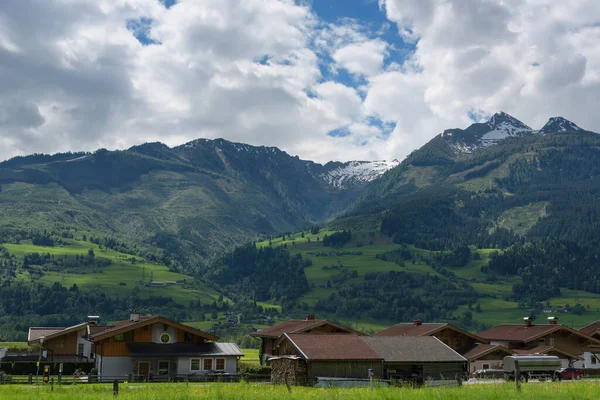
top-left (92, 316), bottom-right (217, 342)
top-left (28, 323), bottom-right (88, 346)
top-left (465, 345), bottom-right (513, 361)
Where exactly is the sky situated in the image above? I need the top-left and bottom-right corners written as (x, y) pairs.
top-left (0, 0), bottom-right (599, 163)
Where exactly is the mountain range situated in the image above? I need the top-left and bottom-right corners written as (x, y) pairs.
top-left (0, 137), bottom-right (396, 268)
top-left (2, 111), bottom-right (600, 336)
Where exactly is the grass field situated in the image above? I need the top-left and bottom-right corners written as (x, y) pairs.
top-left (1, 239), bottom-right (224, 304)
top-left (240, 348), bottom-right (259, 363)
top-left (0, 342), bottom-right (28, 349)
top-left (2, 381), bottom-right (600, 399)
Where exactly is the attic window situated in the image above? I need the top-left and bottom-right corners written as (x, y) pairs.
top-left (160, 333), bottom-right (171, 343)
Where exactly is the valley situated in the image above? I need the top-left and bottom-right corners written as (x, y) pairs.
top-left (1, 113), bottom-right (600, 342)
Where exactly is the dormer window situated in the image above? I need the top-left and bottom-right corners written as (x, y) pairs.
top-left (160, 333), bottom-right (171, 343)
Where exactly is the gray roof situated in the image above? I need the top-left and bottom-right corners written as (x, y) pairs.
top-left (126, 342), bottom-right (244, 357)
top-left (361, 336), bottom-right (466, 363)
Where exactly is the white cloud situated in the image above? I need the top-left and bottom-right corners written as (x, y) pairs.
top-left (373, 0), bottom-right (600, 151)
top-left (0, 0), bottom-right (599, 164)
top-left (333, 39), bottom-right (388, 77)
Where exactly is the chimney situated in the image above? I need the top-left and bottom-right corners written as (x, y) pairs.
top-left (87, 316), bottom-right (100, 325)
top-left (413, 319), bottom-right (422, 326)
top-left (548, 316), bottom-right (559, 325)
top-left (306, 314), bottom-right (315, 321)
top-left (130, 312), bottom-right (140, 322)
top-left (524, 316), bottom-right (533, 327)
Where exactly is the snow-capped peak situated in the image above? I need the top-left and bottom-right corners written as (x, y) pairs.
top-left (539, 117), bottom-right (583, 134)
top-left (321, 160), bottom-right (399, 189)
top-left (482, 112), bottom-right (533, 140)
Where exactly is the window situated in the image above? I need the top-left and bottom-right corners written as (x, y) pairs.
top-left (114, 334), bottom-right (124, 342)
top-left (158, 360), bottom-right (169, 376)
top-left (203, 359), bottom-right (213, 371)
top-left (124, 331), bottom-right (134, 342)
top-left (216, 359), bottom-right (225, 371)
top-left (190, 359), bottom-right (201, 371)
top-left (549, 337), bottom-right (555, 346)
top-left (539, 338), bottom-right (546, 346)
top-left (592, 357), bottom-right (598, 365)
top-left (482, 363), bottom-right (490, 370)
top-left (160, 333), bottom-right (171, 343)
top-left (184, 332), bottom-right (194, 342)
top-left (78, 343), bottom-right (84, 356)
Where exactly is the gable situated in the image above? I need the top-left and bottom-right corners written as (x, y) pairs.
top-left (91, 316), bottom-right (217, 342)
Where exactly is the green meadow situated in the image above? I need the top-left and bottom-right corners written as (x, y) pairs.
top-left (1, 381), bottom-right (600, 400)
top-left (259, 229), bottom-right (600, 329)
top-left (1, 239), bottom-right (223, 304)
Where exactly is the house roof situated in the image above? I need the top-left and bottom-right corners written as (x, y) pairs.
top-left (126, 342), bottom-right (244, 357)
top-left (374, 322), bottom-right (485, 343)
top-left (91, 316), bottom-right (218, 342)
top-left (28, 323), bottom-right (89, 346)
top-left (251, 319), bottom-right (363, 339)
top-left (283, 334), bottom-right (383, 361)
top-left (460, 344), bottom-right (512, 361)
top-left (361, 336), bottom-right (466, 363)
top-left (580, 321), bottom-right (600, 338)
top-left (512, 345), bottom-right (582, 360)
top-left (28, 327), bottom-right (65, 342)
top-left (478, 324), bottom-right (600, 344)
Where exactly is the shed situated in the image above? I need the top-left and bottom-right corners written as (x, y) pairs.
top-left (361, 336), bottom-right (467, 382)
top-left (273, 334), bottom-right (383, 385)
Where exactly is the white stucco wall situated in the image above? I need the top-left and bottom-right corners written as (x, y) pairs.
top-left (100, 356), bottom-right (132, 377)
top-left (152, 323), bottom-right (178, 344)
top-left (574, 352), bottom-right (600, 369)
top-left (76, 329), bottom-right (93, 360)
top-left (176, 357), bottom-right (237, 375)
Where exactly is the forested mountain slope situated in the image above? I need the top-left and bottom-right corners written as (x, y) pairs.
top-left (0, 138), bottom-right (394, 272)
top-left (339, 113), bottom-right (600, 307)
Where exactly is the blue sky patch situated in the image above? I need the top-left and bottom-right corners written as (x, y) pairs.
top-left (328, 128), bottom-right (351, 137)
top-left (160, 0), bottom-right (177, 9)
top-left (126, 17), bottom-right (160, 45)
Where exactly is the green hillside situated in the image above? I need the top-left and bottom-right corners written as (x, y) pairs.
top-left (258, 229), bottom-right (600, 330)
top-left (1, 239), bottom-right (222, 304)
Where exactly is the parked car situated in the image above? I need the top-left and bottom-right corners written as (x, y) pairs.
top-left (556, 367), bottom-right (583, 380)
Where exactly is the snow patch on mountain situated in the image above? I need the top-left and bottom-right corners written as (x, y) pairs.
top-left (322, 160), bottom-right (399, 189)
top-left (539, 117), bottom-right (583, 134)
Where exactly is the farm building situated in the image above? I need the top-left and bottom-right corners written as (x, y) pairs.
top-left (361, 336), bottom-right (467, 382)
top-left (272, 334), bottom-right (467, 385)
top-left (478, 317), bottom-right (600, 368)
top-left (251, 314), bottom-right (363, 364)
top-left (272, 334), bottom-right (383, 383)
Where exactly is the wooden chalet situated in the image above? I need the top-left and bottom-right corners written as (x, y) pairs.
top-left (27, 318), bottom-right (99, 362)
top-left (250, 314), bottom-right (363, 364)
top-left (460, 343), bottom-right (513, 373)
top-left (89, 314), bottom-right (242, 378)
top-left (579, 320), bottom-right (600, 369)
top-left (27, 314), bottom-right (243, 379)
top-left (374, 319), bottom-right (485, 351)
top-left (478, 316), bottom-right (600, 368)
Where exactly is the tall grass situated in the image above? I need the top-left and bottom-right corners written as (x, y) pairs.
top-left (2, 381), bottom-right (600, 400)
